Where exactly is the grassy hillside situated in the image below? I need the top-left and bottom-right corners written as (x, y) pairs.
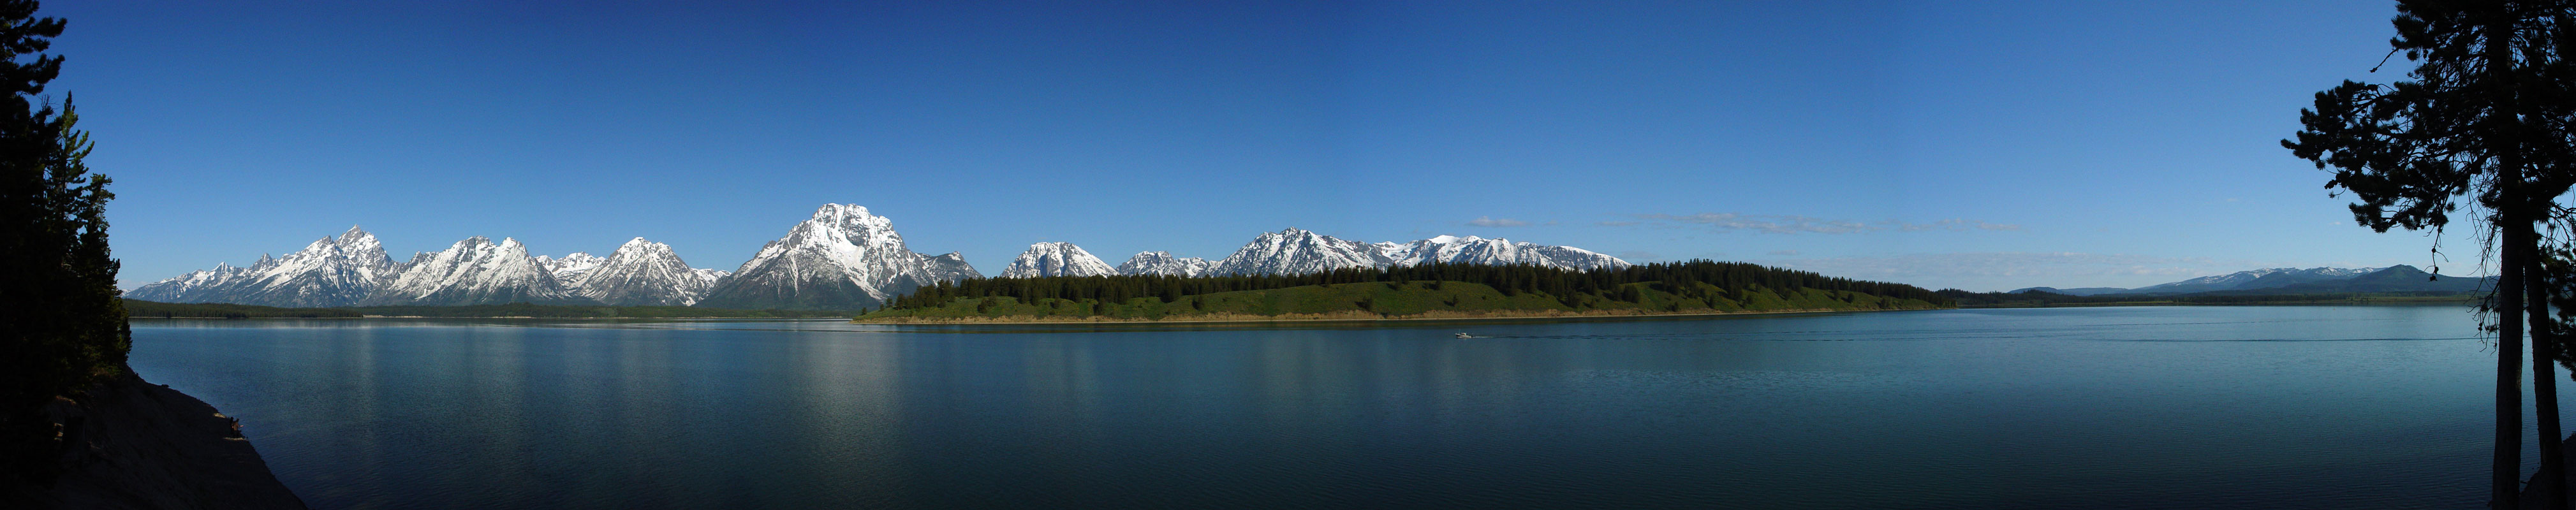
top-left (854, 280), bottom-right (1946, 323)
top-left (122, 299), bottom-right (851, 319)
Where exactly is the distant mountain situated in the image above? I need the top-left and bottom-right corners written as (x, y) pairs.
top-left (1381, 235), bottom-right (1631, 272)
top-left (2200, 265), bottom-right (2487, 295)
top-left (124, 226), bottom-right (397, 307)
top-left (1000, 242), bottom-right (1116, 278)
top-left (2006, 286), bottom-right (2130, 296)
top-left (1203, 228), bottom-right (1392, 277)
top-left (1114, 251), bottom-right (1211, 277)
top-left (2017, 265), bottom-right (2484, 297)
top-left (2126, 267), bottom-right (2385, 295)
top-left (1193, 229), bottom-right (1633, 277)
top-left (534, 252), bottom-right (606, 288)
top-left (362, 237), bottom-right (587, 306)
top-left (125, 209), bottom-right (1639, 310)
top-left (695, 204), bottom-right (978, 310)
top-left (563, 238), bottom-right (729, 306)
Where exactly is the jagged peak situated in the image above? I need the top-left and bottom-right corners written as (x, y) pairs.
top-left (811, 203), bottom-right (877, 221)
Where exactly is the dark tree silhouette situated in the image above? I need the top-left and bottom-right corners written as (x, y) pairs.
top-left (0, 0), bottom-right (120, 482)
top-left (2286, 2), bottom-right (2576, 507)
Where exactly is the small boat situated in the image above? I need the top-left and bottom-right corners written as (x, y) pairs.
top-left (1454, 333), bottom-right (1476, 339)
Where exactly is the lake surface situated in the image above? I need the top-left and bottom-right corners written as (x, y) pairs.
top-left (128, 306), bottom-right (2570, 509)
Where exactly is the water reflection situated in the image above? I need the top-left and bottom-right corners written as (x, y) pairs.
top-left (124, 306), bottom-right (2558, 509)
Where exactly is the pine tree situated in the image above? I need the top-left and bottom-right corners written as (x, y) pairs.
top-left (2287, 3), bottom-right (2576, 506)
top-left (0, 0), bottom-right (120, 482)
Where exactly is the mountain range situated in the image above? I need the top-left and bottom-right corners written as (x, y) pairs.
top-left (2009, 265), bottom-right (2487, 296)
top-left (127, 204), bottom-right (1633, 310)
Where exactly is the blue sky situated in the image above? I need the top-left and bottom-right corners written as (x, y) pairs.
top-left (54, 1), bottom-right (2455, 292)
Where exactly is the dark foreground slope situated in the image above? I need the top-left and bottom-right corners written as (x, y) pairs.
top-left (3, 370), bottom-right (306, 509)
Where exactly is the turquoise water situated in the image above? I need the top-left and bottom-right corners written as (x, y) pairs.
top-left (128, 306), bottom-right (2563, 509)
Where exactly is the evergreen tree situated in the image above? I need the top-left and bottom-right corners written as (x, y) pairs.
top-left (2286, 2), bottom-right (2576, 506)
top-left (0, 0), bottom-right (120, 483)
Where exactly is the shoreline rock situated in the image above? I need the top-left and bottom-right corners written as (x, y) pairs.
top-left (3, 369), bottom-right (306, 509)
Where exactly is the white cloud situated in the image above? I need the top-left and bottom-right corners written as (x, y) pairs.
top-left (1467, 216), bottom-right (1531, 228)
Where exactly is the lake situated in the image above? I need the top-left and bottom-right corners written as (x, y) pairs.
top-left (127, 306), bottom-right (2566, 509)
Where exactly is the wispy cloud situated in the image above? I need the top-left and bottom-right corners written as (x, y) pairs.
top-left (1467, 216), bottom-right (1531, 228)
top-left (1621, 212), bottom-right (2019, 234)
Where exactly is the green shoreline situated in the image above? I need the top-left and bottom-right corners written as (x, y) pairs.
top-left (849, 305), bottom-right (1947, 325)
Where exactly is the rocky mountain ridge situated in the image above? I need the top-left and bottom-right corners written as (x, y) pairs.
top-left (127, 207), bottom-right (1635, 310)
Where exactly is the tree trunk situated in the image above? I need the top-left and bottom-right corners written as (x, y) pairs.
top-left (2532, 236), bottom-right (2567, 510)
top-left (2504, 223), bottom-right (2531, 509)
top-left (2488, 5), bottom-right (2528, 507)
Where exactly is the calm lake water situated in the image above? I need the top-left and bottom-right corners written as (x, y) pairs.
top-left (128, 306), bottom-right (2572, 509)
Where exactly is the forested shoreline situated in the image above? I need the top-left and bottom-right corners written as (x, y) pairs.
top-left (857, 260), bottom-right (1954, 323)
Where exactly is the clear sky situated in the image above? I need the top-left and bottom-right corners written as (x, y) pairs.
top-left (53, 1), bottom-right (2459, 292)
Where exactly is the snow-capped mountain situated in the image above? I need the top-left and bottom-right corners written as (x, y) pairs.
top-left (1000, 242), bottom-right (1116, 278)
top-left (1202, 228), bottom-right (1395, 277)
top-left (2127, 266), bottom-right (2385, 295)
top-left (126, 215), bottom-right (1642, 309)
top-left (563, 238), bottom-right (727, 306)
top-left (695, 204), bottom-right (979, 310)
top-left (1191, 229), bottom-right (1631, 277)
top-left (535, 252), bottom-right (607, 288)
top-left (123, 263), bottom-right (253, 303)
top-left (123, 226), bottom-right (398, 307)
top-left (362, 237), bottom-right (585, 305)
top-left (1115, 251), bottom-right (1212, 277)
top-left (1381, 235), bottom-right (1631, 272)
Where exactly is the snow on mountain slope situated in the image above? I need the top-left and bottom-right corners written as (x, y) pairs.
top-left (123, 226), bottom-right (397, 307)
top-left (1196, 229), bottom-right (1630, 277)
top-left (1114, 251), bottom-right (1212, 277)
top-left (362, 237), bottom-right (585, 305)
top-left (2127, 266), bottom-right (2385, 294)
top-left (1001, 242), bottom-right (1117, 278)
top-left (535, 252), bottom-right (607, 288)
top-left (1203, 228), bottom-right (1394, 276)
top-left (1381, 235), bottom-right (1631, 271)
top-left (564, 238), bottom-right (727, 306)
top-left (695, 204), bottom-right (980, 310)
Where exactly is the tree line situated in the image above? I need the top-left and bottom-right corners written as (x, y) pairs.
top-left (0, 0), bottom-right (115, 484)
top-left (881, 259), bottom-right (1953, 311)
